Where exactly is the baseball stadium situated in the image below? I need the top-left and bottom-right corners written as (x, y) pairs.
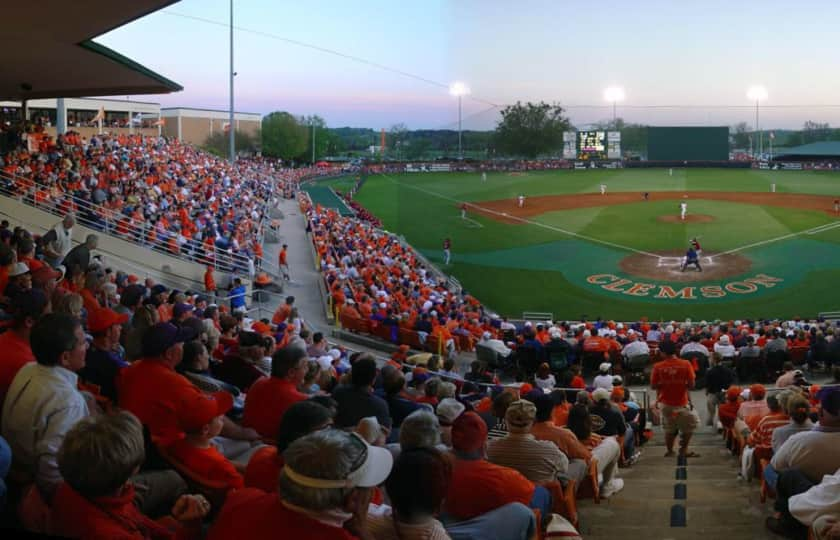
top-left (3, 2), bottom-right (840, 540)
top-left (322, 159), bottom-right (840, 321)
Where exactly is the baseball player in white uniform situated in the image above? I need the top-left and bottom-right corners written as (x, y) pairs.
top-left (600, 184), bottom-right (607, 195)
top-left (518, 195), bottom-right (525, 208)
top-left (680, 201), bottom-right (688, 220)
top-left (481, 171), bottom-right (487, 182)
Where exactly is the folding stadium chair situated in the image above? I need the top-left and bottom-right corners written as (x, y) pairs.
top-left (398, 328), bottom-right (424, 349)
top-left (155, 440), bottom-right (232, 511)
top-left (625, 354), bottom-right (650, 385)
top-left (476, 343), bottom-right (501, 371)
top-left (530, 509), bottom-right (543, 540)
top-left (540, 480), bottom-right (578, 529)
top-left (757, 457), bottom-right (776, 503)
top-left (765, 350), bottom-right (788, 381)
top-left (575, 458), bottom-right (600, 504)
top-left (789, 346), bottom-right (808, 367)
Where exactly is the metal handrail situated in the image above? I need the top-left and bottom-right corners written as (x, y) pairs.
top-left (0, 169), bottom-right (258, 273)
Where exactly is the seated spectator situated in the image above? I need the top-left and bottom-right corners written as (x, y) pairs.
top-left (591, 387), bottom-right (637, 463)
top-left (51, 411), bottom-right (209, 539)
top-left (397, 409), bottom-right (446, 455)
top-left (332, 355), bottom-right (392, 430)
top-left (4, 262), bottom-right (32, 297)
top-left (118, 322), bottom-right (261, 458)
top-left (478, 331), bottom-right (512, 358)
top-left (487, 390), bottom-right (516, 440)
top-left (244, 400), bottom-right (334, 492)
top-left (718, 386), bottom-right (743, 430)
top-left (2, 313), bottom-right (90, 501)
top-left (747, 394), bottom-right (789, 454)
top-left (79, 307), bottom-right (129, 403)
top-left (488, 398), bottom-right (579, 485)
top-left (242, 345), bottom-right (309, 440)
top-left (369, 447), bottom-right (537, 540)
top-left (382, 368), bottom-right (426, 429)
top-left (535, 362), bottom-right (556, 391)
top-left (593, 362), bottom-right (613, 390)
top-left (445, 411), bottom-right (551, 521)
top-left (212, 330), bottom-right (269, 392)
top-left (714, 334), bottom-right (736, 359)
top-left (551, 389), bottom-right (572, 426)
top-left (208, 430), bottom-right (393, 539)
top-left (530, 393), bottom-right (622, 496)
top-left (787, 467), bottom-right (840, 540)
top-left (735, 384), bottom-right (770, 435)
top-left (777, 363), bottom-right (803, 388)
top-left (177, 340), bottom-right (241, 399)
top-left (0, 289), bottom-right (48, 408)
top-left (167, 392), bottom-right (244, 492)
top-left (772, 393), bottom-right (815, 453)
top-left (436, 398), bottom-right (465, 448)
top-left (416, 376), bottom-right (441, 407)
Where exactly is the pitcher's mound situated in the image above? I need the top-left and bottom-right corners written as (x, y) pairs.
top-left (658, 214), bottom-right (715, 223)
top-left (619, 251), bottom-right (751, 282)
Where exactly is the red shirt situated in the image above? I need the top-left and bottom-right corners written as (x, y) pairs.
top-left (117, 359), bottom-right (205, 446)
top-left (445, 458), bottom-right (535, 520)
top-left (0, 329), bottom-right (35, 407)
top-left (242, 378), bottom-right (307, 439)
top-left (51, 482), bottom-right (194, 540)
top-left (650, 357), bottom-right (695, 407)
top-left (207, 489), bottom-right (358, 540)
top-left (167, 440), bottom-right (244, 491)
top-left (244, 446), bottom-right (283, 492)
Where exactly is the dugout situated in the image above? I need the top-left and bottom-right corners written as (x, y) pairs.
top-left (770, 141), bottom-right (840, 162)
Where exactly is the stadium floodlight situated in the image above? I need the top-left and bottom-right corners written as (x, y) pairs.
top-left (449, 82), bottom-right (470, 160)
top-left (603, 86), bottom-right (625, 124)
top-left (747, 85), bottom-right (768, 157)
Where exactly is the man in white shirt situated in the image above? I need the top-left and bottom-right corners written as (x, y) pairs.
top-left (713, 335), bottom-right (736, 359)
top-left (2, 313), bottom-right (90, 502)
top-left (41, 214), bottom-right (75, 267)
top-left (679, 334), bottom-right (710, 358)
top-left (788, 468), bottom-right (840, 537)
top-left (479, 332), bottom-right (512, 358)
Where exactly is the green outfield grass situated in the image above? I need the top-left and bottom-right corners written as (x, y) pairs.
top-left (322, 168), bottom-right (840, 320)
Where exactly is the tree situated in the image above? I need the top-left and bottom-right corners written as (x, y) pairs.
top-left (388, 123), bottom-right (409, 160)
top-left (261, 112), bottom-right (308, 160)
top-left (802, 121), bottom-right (831, 144)
top-left (202, 130), bottom-right (255, 157)
top-left (299, 114), bottom-right (334, 163)
top-left (493, 101), bottom-right (571, 158)
top-left (731, 122), bottom-right (751, 150)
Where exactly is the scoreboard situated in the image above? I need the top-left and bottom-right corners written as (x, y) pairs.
top-left (579, 131), bottom-right (606, 158)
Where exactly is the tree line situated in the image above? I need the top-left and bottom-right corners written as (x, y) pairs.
top-left (203, 103), bottom-right (840, 162)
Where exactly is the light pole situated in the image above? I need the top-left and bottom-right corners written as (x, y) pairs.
top-left (747, 85), bottom-right (768, 157)
top-left (311, 119), bottom-right (316, 164)
top-left (603, 86), bottom-right (625, 127)
top-left (449, 82), bottom-right (470, 160)
top-left (228, 0), bottom-right (235, 163)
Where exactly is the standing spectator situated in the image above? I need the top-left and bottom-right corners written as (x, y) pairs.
top-left (650, 340), bottom-right (698, 458)
top-left (1, 313), bottom-right (89, 501)
top-left (204, 265), bottom-right (216, 297)
top-left (41, 214), bottom-right (75, 267)
top-left (278, 243), bottom-right (290, 281)
top-left (705, 355), bottom-right (735, 426)
top-left (62, 234), bottom-right (98, 281)
top-left (228, 278), bottom-right (247, 313)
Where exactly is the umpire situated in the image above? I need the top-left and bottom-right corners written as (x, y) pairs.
top-left (681, 245), bottom-right (702, 272)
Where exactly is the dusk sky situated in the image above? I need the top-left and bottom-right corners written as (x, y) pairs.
top-left (99, 0), bottom-right (840, 130)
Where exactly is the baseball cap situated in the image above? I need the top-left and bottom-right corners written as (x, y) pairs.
top-left (9, 262), bottom-right (29, 277)
top-left (726, 386), bottom-right (742, 401)
top-left (180, 391), bottom-right (234, 432)
top-left (592, 388), bottom-right (611, 402)
top-left (599, 362), bottom-right (611, 373)
top-left (505, 399), bottom-right (536, 432)
top-left (87, 307), bottom-right (129, 334)
top-left (451, 411), bottom-right (488, 453)
top-left (437, 398), bottom-right (465, 425)
top-left (283, 432), bottom-right (393, 489)
top-left (31, 265), bottom-right (61, 286)
top-left (817, 386), bottom-right (840, 416)
top-left (142, 322), bottom-right (198, 357)
top-left (173, 303), bottom-right (195, 319)
top-left (749, 384), bottom-right (767, 399)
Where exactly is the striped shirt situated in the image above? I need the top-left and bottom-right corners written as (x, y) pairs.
top-left (367, 506), bottom-right (451, 540)
top-left (487, 432), bottom-right (569, 483)
top-left (487, 420), bottom-right (509, 441)
top-left (748, 412), bottom-right (790, 449)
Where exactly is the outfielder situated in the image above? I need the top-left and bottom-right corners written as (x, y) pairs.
top-left (679, 201), bottom-right (687, 220)
top-left (460, 203), bottom-right (467, 219)
top-left (517, 194), bottom-right (525, 208)
top-left (481, 171), bottom-right (487, 182)
top-left (600, 184), bottom-right (607, 195)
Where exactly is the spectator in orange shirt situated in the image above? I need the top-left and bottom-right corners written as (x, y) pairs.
top-left (204, 265), bottom-right (216, 295)
top-left (244, 399), bottom-right (335, 492)
top-left (242, 345), bottom-right (309, 440)
top-left (718, 386), bottom-right (743, 430)
top-left (736, 384), bottom-right (770, 435)
top-left (650, 340), bottom-right (698, 458)
top-left (0, 289), bottom-right (48, 409)
top-left (271, 295), bottom-right (294, 325)
top-left (445, 411), bottom-right (551, 522)
top-left (168, 391), bottom-right (244, 492)
top-left (278, 244), bottom-right (290, 281)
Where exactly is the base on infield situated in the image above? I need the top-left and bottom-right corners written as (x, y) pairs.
top-left (619, 250), bottom-right (752, 282)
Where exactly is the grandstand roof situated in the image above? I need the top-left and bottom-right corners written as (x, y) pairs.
top-left (772, 141), bottom-right (840, 158)
top-left (0, 0), bottom-right (183, 100)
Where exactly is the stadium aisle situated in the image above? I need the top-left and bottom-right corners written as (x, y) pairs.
top-left (577, 391), bottom-right (778, 540)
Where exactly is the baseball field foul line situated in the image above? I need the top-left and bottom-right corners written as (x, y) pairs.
top-left (382, 174), bottom-right (661, 258)
top-left (716, 220), bottom-right (840, 257)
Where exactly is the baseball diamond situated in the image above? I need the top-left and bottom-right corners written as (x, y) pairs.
top-left (324, 167), bottom-right (840, 320)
